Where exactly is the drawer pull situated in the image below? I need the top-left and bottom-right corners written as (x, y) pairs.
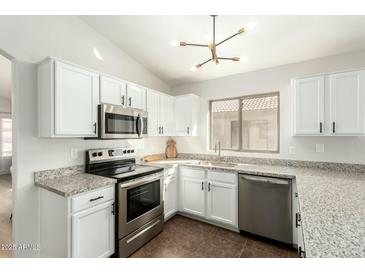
top-left (89, 196), bottom-right (104, 202)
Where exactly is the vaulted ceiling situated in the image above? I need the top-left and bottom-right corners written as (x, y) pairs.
top-left (80, 15), bottom-right (365, 86)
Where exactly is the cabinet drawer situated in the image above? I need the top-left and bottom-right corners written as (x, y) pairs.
top-left (207, 171), bottom-right (237, 184)
top-left (180, 167), bottom-right (205, 179)
top-left (72, 186), bottom-right (114, 213)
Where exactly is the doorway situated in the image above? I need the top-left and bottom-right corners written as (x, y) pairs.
top-left (0, 53), bottom-right (13, 258)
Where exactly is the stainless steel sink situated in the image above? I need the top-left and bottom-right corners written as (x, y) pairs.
top-left (198, 161), bottom-right (238, 168)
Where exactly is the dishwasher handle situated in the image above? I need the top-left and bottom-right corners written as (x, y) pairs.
top-left (240, 174), bottom-right (289, 185)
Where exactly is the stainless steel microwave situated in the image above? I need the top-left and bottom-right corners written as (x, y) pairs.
top-left (97, 104), bottom-right (147, 139)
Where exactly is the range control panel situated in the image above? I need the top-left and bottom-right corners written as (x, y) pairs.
top-left (87, 147), bottom-right (136, 163)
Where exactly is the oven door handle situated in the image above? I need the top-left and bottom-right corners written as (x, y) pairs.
top-left (120, 173), bottom-right (163, 189)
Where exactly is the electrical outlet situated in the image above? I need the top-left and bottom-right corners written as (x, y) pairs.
top-left (70, 148), bottom-right (79, 159)
top-left (289, 146), bottom-right (296, 155)
top-left (316, 144), bottom-right (325, 153)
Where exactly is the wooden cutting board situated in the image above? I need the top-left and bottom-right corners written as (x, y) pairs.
top-left (143, 154), bottom-right (164, 162)
top-left (166, 139), bottom-right (177, 159)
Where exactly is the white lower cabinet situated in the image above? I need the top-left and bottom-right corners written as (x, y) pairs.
top-left (72, 201), bottom-right (115, 258)
top-left (206, 179), bottom-right (237, 227)
top-left (181, 177), bottom-right (206, 217)
top-left (163, 168), bottom-right (178, 220)
top-left (179, 167), bottom-right (238, 228)
top-left (40, 185), bottom-right (115, 258)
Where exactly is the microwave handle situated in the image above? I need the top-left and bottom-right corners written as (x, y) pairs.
top-left (136, 114), bottom-right (143, 137)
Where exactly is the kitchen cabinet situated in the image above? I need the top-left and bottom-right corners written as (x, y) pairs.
top-left (146, 89), bottom-right (175, 136)
top-left (38, 58), bottom-right (99, 137)
top-left (72, 200), bottom-right (115, 258)
top-left (126, 82), bottom-right (146, 110)
top-left (292, 69), bottom-right (365, 136)
top-left (175, 94), bottom-right (200, 136)
top-left (329, 70), bottom-right (364, 135)
top-left (179, 167), bottom-right (238, 228)
top-left (206, 171), bottom-right (238, 227)
top-left (100, 75), bottom-right (127, 106)
top-left (292, 76), bottom-right (325, 135)
top-left (163, 167), bottom-right (178, 220)
top-left (39, 185), bottom-right (115, 258)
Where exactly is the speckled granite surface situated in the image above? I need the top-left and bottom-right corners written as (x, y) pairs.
top-left (150, 158), bottom-right (365, 258)
top-left (34, 165), bottom-right (85, 183)
top-left (35, 173), bottom-right (117, 197)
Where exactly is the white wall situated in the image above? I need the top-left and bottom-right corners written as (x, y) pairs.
top-left (0, 16), bottom-right (171, 257)
top-left (171, 50), bottom-right (365, 164)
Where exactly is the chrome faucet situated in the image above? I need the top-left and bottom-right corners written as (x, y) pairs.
top-left (214, 140), bottom-right (221, 162)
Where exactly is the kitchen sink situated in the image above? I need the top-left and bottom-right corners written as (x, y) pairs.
top-left (198, 161), bottom-right (238, 168)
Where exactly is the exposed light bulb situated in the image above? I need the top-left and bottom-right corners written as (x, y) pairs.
top-left (239, 56), bottom-right (248, 63)
top-left (93, 47), bottom-right (103, 60)
top-left (190, 66), bottom-right (197, 72)
top-left (170, 40), bottom-right (179, 47)
top-left (246, 22), bottom-right (257, 31)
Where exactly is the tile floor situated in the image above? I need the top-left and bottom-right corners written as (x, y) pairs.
top-left (0, 174), bottom-right (13, 258)
top-left (130, 215), bottom-right (298, 258)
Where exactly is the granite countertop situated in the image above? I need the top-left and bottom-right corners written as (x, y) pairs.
top-left (150, 158), bottom-right (365, 258)
top-left (35, 173), bottom-right (117, 197)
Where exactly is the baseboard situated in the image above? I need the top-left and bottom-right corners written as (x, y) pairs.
top-left (0, 170), bottom-right (10, 175)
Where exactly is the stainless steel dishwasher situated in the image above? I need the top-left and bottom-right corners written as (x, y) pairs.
top-left (239, 174), bottom-right (292, 244)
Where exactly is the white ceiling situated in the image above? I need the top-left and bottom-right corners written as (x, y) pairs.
top-left (80, 15), bottom-right (365, 86)
top-left (0, 54), bottom-right (11, 99)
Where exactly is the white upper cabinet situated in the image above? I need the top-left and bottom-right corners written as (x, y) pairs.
top-left (146, 89), bottom-right (175, 136)
top-left (38, 58), bottom-right (100, 137)
top-left (292, 69), bottom-right (365, 137)
top-left (146, 89), bottom-right (160, 136)
top-left (100, 76), bottom-right (127, 106)
top-left (293, 76), bottom-right (325, 135)
top-left (329, 70), bottom-right (364, 135)
top-left (126, 83), bottom-right (146, 110)
top-left (175, 94), bottom-right (200, 136)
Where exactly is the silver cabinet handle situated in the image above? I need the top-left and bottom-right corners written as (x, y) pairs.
top-left (121, 95), bottom-right (125, 106)
top-left (332, 122), bottom-right (336, 133)
top-left (208, 182), bottom-right (211, 192)
top-left (240, 174), bottom-right (289, 185)
top-left (158, 126), bottom-right (161, 134)
top-left (162, 126), bottom-right (164, 135)
top-left (93, 122), bottom-right (97, 134)
top-left (187, 126), bottom-right (190, 135)
top-left (89, 196), bottom-right (103, 202)
top-left (201, 181), bottom-right (204, 191)
top-left (129, 97), bottom-right (132, 107)
top-left (319, 122), bottom-right (323, 133)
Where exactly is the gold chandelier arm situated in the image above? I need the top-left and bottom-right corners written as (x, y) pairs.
top-left (217, 57), bottom-right (240, 61)
top-left (180, 42), bottom-right (209, 47)
top-left (216, 28), bottom-right (245, 47)
top-left (197, 58), bottom-right (212, 68)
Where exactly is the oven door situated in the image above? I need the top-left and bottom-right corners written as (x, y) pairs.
top-left (118, 172), bottom-right (164, 238)
top-left (99, 104), bottom-right (147, 139)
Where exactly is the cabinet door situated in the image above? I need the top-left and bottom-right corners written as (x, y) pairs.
top-left (72, 201), bottom-right (115, 258)
top-left (146, 90), bottom-right (160, 136)
top-left (329, 71), bottom-right (364, 135)
top-left (55, 61), bottom-right (99, 136)
top-left (206, 180), bottom-right (237, 227)
top-left (175, 96), bottom-right (192, 136)
top-left (127, 83), bottom-right (146, 110)
top-left (293, 77), bottom-right (325, 135)
top-left (159, 94), bottom-right (175, 136)
top-left (181, 177), bottom-right (205, 217)
top-left (164, 175), bottom-right (178, 220)
top-left (100, 76), bottom-right (127, 106)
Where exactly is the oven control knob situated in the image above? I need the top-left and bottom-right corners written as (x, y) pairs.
top-left (98, 152), bottom-right (103, 157)
top-left (127, 150), bottom-right (131, 153)
top-left (131, 149), bottom-right (134, 153)
top-left (123, 150), bottom-right (127, 154)
top-left (92, 152), bottom-right (97, 157)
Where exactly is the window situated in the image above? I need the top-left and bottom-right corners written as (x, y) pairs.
top-left (210, 92), bottom-right (279, 153)
top-left (0, 114), bottom-right (12, 157)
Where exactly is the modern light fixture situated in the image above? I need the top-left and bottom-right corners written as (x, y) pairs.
top-left (171, 15), bottom-right (245, 71)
